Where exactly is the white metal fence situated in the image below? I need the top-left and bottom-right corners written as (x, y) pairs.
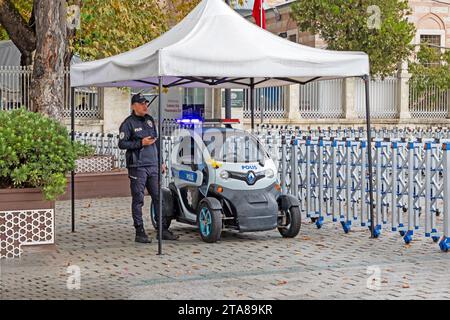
top-left (2, 65), bottom-right (450, 122)
top-left (0, 66), bottom-right (32, 111)
top-left (0, 66), bottom-right (102, 119)
top-left (243, 86), bottom-right (287, 119)
top-left (409, 80), bottom-right (449, 119)
top-left (355, 77), bottom-right (399, 119)
top-left (298, 79), bottom-right (344, 119)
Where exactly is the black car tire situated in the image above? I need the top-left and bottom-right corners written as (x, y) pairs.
top-left (278, 206), bottom-right (301, 238)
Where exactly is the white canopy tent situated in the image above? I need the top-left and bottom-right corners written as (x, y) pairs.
top-left (71, 0), bottom-right (369, 89)
top-left (70, 0), bottom-right (376, 251)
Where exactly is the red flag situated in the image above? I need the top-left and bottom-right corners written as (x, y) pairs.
top-left (252, 0), bottom-right (266, 29)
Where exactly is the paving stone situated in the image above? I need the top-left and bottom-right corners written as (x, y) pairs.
top-left (2, 197), bottom-right (450, 299)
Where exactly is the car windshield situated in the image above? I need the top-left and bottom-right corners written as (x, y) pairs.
top-left (202, 129), bottom-right (267, 163)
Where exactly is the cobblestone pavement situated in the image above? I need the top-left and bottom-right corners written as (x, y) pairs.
top-left (1, 197), bottom-right (450, 300)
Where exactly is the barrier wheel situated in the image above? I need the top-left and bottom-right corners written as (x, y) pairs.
top-left (315, 218), bottom-right (323, 229)
top-left (341, 221), bottom-right (352, 234)
top-left (439, 237), bottom-right (450, 252)
top-left (403, 231), bottom-right (413, 245)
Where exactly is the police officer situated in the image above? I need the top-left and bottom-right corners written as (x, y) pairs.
top-left (119, 93), bottom-right (179, 243)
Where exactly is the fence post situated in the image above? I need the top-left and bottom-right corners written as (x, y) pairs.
top-left (391, 141), bottom-right (398, 231)
top-left (287, 84), bottom-right (301, 123)
top-left (374, 140), bottom-right (383, 237)
top-left (360, 139), bottom-right (368, 227)
top-left (281, 135), bottom-right (287, 194)
top-left (331, 139), bottom-right (338, 223)
top-left (342, 140), bottom-right (352, 233)
top-left (404, 142), bottom-right (415, 244)
top-left (290, 139), bottom-right (299, 198)
top-left (440, 143), bottom-right (450, 251)
top-left (306, 138), bottom-right (312, 218)
top-left (425, 142), bottom-right (432, 239)
top-left (344, 78), bottom-right (357, 120)
top-left (318, 139), bottom-right (324, 227)
top-left (397, 66), bottom-right (411, 120)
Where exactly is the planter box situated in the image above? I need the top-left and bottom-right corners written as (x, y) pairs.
top-left (0, 188), bottom-right (55, 259)
top-left (60, 169), bottom-right (131, 200)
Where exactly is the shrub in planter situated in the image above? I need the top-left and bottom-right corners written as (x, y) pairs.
top-left (0, 109), bottom-right (86, 200)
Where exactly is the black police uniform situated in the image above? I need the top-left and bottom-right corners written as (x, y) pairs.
top-left (118, 112), bottom-right (168, 231)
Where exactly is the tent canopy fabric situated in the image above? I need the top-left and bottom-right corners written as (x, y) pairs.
top-left (71, 0), bottom-right (369, 89)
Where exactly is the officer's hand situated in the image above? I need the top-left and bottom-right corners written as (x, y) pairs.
top-left (162, 164), bottom-right (167, 175)
top-left (142, 136), bottom-right (156, 146)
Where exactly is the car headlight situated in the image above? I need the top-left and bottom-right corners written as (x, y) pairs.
top-left (265, 169), bottom-right (275, 178)
top-left (220, 170), bottom-right (230, 180)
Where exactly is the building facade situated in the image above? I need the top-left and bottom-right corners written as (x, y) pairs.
top-left (247, 0), bottom-right (450, 50)
top-left (234, 0), bottom-right (450, 128)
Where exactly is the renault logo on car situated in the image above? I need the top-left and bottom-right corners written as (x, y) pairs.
top-left (247, 171), bottom-right (256, 185)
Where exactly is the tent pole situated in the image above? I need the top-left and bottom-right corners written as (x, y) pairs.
top-left (158, 77), bottom-right (164, 255)
top-left (70, 87), bottom-right (76, 233)
top-left (250, 78), bottom-right (255, 131)
top-left (363, 75), bottom-right (376, 239)
top-left (224, 0), bottom-right (232, 119)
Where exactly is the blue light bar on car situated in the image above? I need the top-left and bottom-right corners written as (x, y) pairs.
top-left (176, 118), bottom-right (202, 124)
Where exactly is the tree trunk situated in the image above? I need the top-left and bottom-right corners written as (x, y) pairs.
top-left (31, 0), bottom-right (67, 120)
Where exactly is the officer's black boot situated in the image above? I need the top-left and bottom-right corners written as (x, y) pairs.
top-left (135, 226), bottom-right (152, 243)
top-left (156, 229), bottom-right (179, 241)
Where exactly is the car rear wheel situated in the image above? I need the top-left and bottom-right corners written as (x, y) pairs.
top-left (278, 206), bottom-right (301, 238)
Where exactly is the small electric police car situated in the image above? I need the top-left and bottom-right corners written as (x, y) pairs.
top-left (151, 119), bottom-right (301, 243)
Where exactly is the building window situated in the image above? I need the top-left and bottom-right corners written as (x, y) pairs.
top-left (288, 34), bottom-right (297, 43)
top-left (420, 34), bottom-right (442, 67)
top-left (420, 34), bottom-right (441, 48)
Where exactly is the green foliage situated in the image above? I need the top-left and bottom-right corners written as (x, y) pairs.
top-left (74, 143), bottom-right (95, 157)
top-left (0, 109), bottom-right (86, 200)
top-left (1, 1), bottom-right (247, 60)
top-left (409, 44), bottom-right (450, 93)
top-left (290, 0), bottom-right (416, 77)
top-left (72, 0), bottom-right (168, 60)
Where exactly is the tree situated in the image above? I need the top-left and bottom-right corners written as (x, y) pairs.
top-left (0, 0), bottom-right (246, 119)
top-left (0, 0), bottom-right (67, 119)
top-left (31, 0), bottom-right (66, 119)
top-left (408, 44), bottom-right (450, 109)
top-left (0, 0), bottom-right (168, 119)
top-left (72, 0), bottom-right (167, 60)
top-left (409, 44), bottom-right (450, 90)
top-left (290, 0), bottom-right (416, 77)
top-left (165, 0), bottom-right (245, 27)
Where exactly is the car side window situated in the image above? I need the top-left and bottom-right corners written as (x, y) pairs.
top-left (177, 136), bottom-right (196, 165)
